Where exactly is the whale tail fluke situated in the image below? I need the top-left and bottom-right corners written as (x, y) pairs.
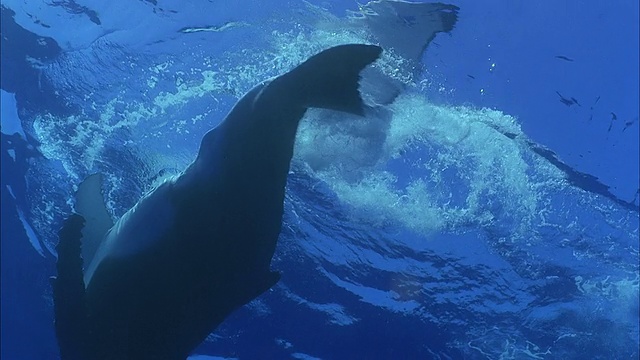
top-left (279, 44), bottom-right (383, 116)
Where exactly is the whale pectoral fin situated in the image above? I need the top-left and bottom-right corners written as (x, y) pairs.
top-left (74, 173), bottom-right (114, 266)
top-left (277, 44), bottom-right (383, 116)
top-left (53, 213), bottom-right (90, 360)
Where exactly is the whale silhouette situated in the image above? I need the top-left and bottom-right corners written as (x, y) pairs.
top-left (53, 44), bottom-right (382, 360)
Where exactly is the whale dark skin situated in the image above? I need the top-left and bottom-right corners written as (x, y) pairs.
top-left (52, 44), bottom-right (383, 360)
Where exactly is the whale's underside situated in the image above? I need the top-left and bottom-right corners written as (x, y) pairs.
top-left (52, 2), bottom-right (463, 359)
top-left (54, 44), bottom-right (383, 360)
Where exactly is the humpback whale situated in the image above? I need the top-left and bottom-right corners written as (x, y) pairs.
top-left (53, 44), bottom-right (383, 359)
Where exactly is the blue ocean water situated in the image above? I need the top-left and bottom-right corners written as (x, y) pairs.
top-left (1, 1), bottom-right (638, 359)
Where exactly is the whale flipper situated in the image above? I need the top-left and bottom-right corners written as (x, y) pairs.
top-left (52, 214), bottom-right (89, 360)
top-left (74, 173), bottom-right (113, 267)
top-left (54, 44), bottom-right (383, 360)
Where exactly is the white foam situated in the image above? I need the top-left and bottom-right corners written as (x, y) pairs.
top-left (295, 93), bottom-right (547, 236)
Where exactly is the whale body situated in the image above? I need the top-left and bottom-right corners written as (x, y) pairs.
top-left (52, 44), bottom-right (382, 360)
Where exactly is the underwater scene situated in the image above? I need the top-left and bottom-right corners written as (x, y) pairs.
top-left (1, 0), bottom-right (638, 359)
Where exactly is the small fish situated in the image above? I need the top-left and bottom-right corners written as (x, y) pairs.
top-left (590, 95), bottom-right (601, 110)
top-left (607, 113), bottom-right (616, 132)
top-left (623, 117), bottom-right (637, 132)
top-left (556, 91), bottom-right (577, 107)
top-left (467, 74), bottom-right (475, 79)
top-left (555, 55), bottom-right (574, 62)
